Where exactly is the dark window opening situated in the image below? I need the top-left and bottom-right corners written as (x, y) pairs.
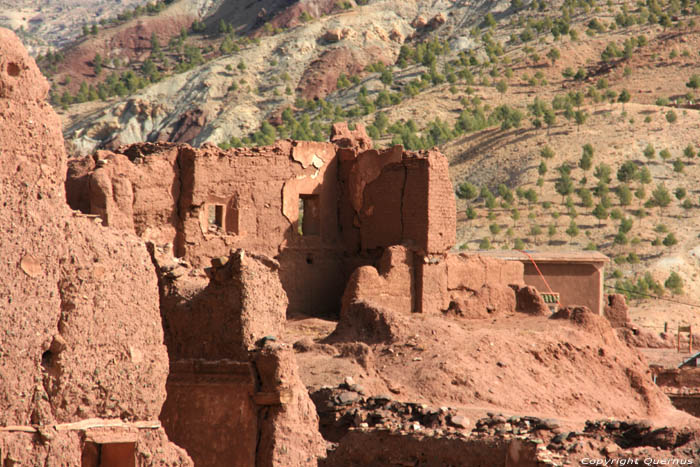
top-left (298, 194), bottom-right (320, 236)
top-left (208, 204), bottom-right (224, 230)
top-left (82, 442), bottom-right (135, 467)
top-left (306, 255), bottom-right (313, 265)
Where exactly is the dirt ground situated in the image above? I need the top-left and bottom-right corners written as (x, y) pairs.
top-left (283, 308), bottom-right (700, 434)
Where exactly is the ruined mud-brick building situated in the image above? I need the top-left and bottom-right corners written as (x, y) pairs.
top-left (67, 124), bottom-right (610, 324)
top-left (66, 124), bottom-right (458, 318)
top-left (1, 28), bottom-right (325, 467)
top-left (63, 58), bottom-right (611, 467)
top-left (0, 28), bottom-right (190, 466)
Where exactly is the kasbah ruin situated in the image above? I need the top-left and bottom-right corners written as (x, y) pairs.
top-left (2, 22), bottom-right (700, 467)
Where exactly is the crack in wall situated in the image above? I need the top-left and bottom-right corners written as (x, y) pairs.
top-left (173, 149), bottom-right (188, 258)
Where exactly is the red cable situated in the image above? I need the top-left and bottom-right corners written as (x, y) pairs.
top-left (517, 250), bottom-right (562, 309)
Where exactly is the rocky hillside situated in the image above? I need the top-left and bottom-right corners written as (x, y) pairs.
top-left (20, 0), bottom-right (700, 331)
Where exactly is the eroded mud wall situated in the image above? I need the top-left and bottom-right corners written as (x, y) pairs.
top-left (0, 27), bottom-right (189, 465)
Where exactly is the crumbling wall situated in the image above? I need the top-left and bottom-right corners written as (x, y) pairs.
top-left (604, 293), bottom-right (630, 328)
top-left (160, 347), bottom-right (325, 467)
top-left (667, 394), bottom-right (700, 417)
top-left (154, 248), bottom-right (326, 466)
top-left (337, 135), bottom-right (457, 255)
top-left (0, 27), bottom-right (189, 464)
top-left (154, 248), bottom-right (287, 361)
top-left (415, 253), bottom-right (524, 315)
top-left (68, 138), bottom-right (349, 316)
top-left (656, 368), bottom-right (700, 389)
top-left (254, 345), bottom-right (327, 467)
top-left (342, 246), bottom-right (414, 313)
top-left (319, 430), bottom-right (537, 467)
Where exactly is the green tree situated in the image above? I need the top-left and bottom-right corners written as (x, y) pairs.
top-left (593, 163), bottom-right (612, 184)
top-left (547, 47), bottom-right (561, 65)
top-left (93, 53), bottom-right (102, 75)
top-left (687, 74), bottom-right (700, 90)
top-left (673, 159), bottom-right (685, 173)
top-left (566, 220), bottom-right (579, 243)
top-left (380, 68), bottom-right (393, 87)
top-left (540, 145), bottom-right (555, 159)
top-left (639, 166), bottom-right (652, 184)
top-left (457, 181), bottom-right (479, 200)
top-left (593, 203), bottom-right (608, 227)
top-left (498, 183), bottom-right (513, 202)
top-left (578, 187), bottom-right (593, 208)
top-left (579, 151), bottom-right (592, 171)
top-left (620, 217), bottom-right (633, 234)
top-left (484, 12), bottom-right (497, 28)
top-left (663, 233), bottom-right (678, 246)
top-left (665, 272), bottom-right (683, 295)
top-left (617, 88), bottom-right (630, 110)
top-left (643, 144), bottom-right (655, 160)
top-left (617, 185), bottom-right (632, 206)
top-left (651, 183), bottom-right (672, 208)
top-left (666, 110), bottom-right (678, 123)
top-left (495, 79), bottom-right (508, 97)
top-left (555, 175), bottom-right (574, 203)
top-left (538, 161), bottom-right (547, 176)
top-left (659, 148), bottom-right (672, 162)
top-left (634, 186), bottom-right (646, 205)
top-left (675, 187), bottom-right (687, 200)
top-left (524, 188), bottom-right (538, 206)
top-left (683, 144), bottom-right (696, 159)
top-left (617, 160), bottom-right (638, 183)
top-left (511, 208), bottom-right (520, 227)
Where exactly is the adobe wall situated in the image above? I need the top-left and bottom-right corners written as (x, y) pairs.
top-left (160, 348), bottom-right (325, 467)
top-left (67, 123), bottom-right (458, 317)
top-left (180, 140), bottom-right (340, 262)
top-left (319, 430), bottom-right (539, 467)
top-left (340, 248), bottom-right (526, 318)
top-left (604, 293), bottom-right (630, 328)
top-left (153, 248), bottom-right (287, 361)
top-left (668, 395), bottom-right (700, 418)
top-left (656, 368), bottom-right (700, 389)
top-left (416, 253), bottom-right (525, 315)
top-left (337, 139), bottom-right (456, 255)
top-left (69, 140), bottom-right (349, 316)
top-left (160, 360), bottom-right (258, 467)
top-left (342, 246), bottom-right (415, 313)
top-left (523, 262), bottom-right (605, 315)
top-left (0, 27), bottom-right (189, 464)
top-left (0, 425), bottom-right (190, 467)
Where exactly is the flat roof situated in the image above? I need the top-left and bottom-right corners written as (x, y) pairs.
top-left (462, 250), bottom-right (610, 263)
